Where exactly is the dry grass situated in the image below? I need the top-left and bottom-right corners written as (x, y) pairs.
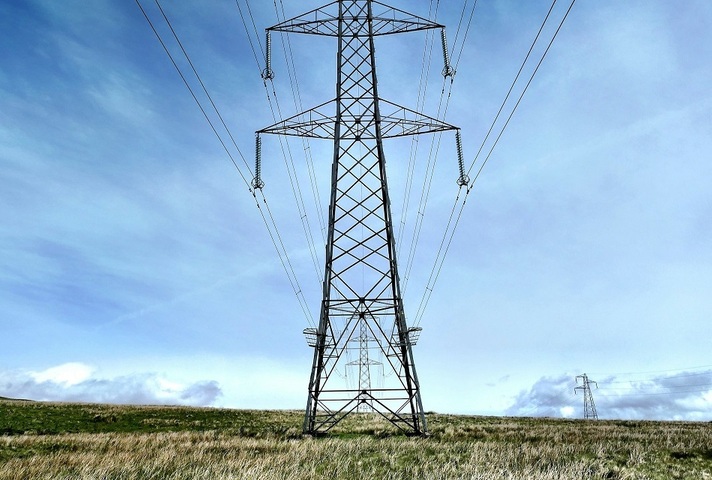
top-left (1, 401), bottom-right (711, 479)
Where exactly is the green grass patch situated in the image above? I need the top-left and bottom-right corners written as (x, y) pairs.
top-left (0, 400), bottom-right (302, 436)
top-left (1, 399), bottom-right (711, 479)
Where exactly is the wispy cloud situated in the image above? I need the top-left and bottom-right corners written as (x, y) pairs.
top-left (0, 363), bottom-right (222, 406)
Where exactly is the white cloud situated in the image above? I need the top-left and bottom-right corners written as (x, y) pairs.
top-left (505, 374), bottom-right (575, 418)
top-left (1, 363), bottom-right (222, 406)
top-left (30, 362), bottom-right (94, 387)
top-left (560, 406), bottom-right (575, 418)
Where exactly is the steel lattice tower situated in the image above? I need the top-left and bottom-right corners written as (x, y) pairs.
top-left (575, 373), bottom-right (599, 420)
top-left (255, 0), bottom-right (465, 435)
top-left (346, 312), bottom-right (381, 413)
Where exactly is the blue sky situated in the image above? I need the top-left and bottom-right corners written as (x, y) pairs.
top-left (1, 0), bottom-right (711, 420)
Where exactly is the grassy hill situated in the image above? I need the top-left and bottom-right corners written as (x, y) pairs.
top-left (1, 399), bottom-right (710, 479)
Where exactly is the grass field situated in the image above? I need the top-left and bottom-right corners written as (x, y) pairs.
top-left (1, 399), bottom-right (711, 479)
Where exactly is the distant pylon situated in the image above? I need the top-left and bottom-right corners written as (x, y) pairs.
top-left (574, 373), bottom-right (599, 420)
top-left (345, 312), bottom-right (382, 412)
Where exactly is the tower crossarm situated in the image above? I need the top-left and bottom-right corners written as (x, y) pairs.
top-left (267, 1), bottom-right (443, 37)
top-left (258, 100), bottom-right (336, 139)
top-left (258, 98), bottom-right (458, 140)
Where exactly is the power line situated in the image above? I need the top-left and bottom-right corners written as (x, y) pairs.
top-left (136, 0), bottom-right (316, 328)
top-left (413, 188), bottom-right (466, 327)
top-left (590, 366), bottom-right (712, 397)
top-left (602, 383), bottom-right (712, 391)
top-left (589, 364), bottom-right (712, 377)
top-left (234, 0), bottom-right (264, 73)
top-left (242, 0), bottom-right (327, 283)
top-left (153, 0), bottom-right (253, 175)
top-left (452, 0), bottom-right (478, 70)
top-left (408, 0), bottom-right (480, 317)
top-left (235, 0), bottom-right (325, 285)
top-left (401, 37), bottom-right (460, 295)
top-left (466, 0), bottom-right (560, 180)
top-left (397, 1), bottom-right (439, 252)
top-left (257, 190), bottom-right (316, 327)
top-left (602, 372), bottom-right (712, 385)
top-left (410, 0), bottom-right (578, 325)
top-left (134, 0), bottom-right (252, 189)
top-left (467, 0), bottom-right (577, 191)
top-left (268, 2), bottom-right (325, 282)
top-left (248, 190), bottom-right (315, 327)
top-left (598, 387), bottom-right (712, 397)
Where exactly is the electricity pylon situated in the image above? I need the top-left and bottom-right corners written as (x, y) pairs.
top-left (345, 312), bottom-right (382, 413)
top-left (255, 0), bottom-right (466, 436)
top-left (574, 373), bottom-right (599, 420)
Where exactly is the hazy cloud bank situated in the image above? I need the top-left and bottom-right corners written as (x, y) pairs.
top-left (0, 362), bottom-right (221, 406)
top-left (506, 370), bottom-right (712, 421)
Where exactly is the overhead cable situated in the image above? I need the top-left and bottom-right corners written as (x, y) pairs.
top-left (154, 0), bottom-right (253, 176)
top-left (135, 0), bottom-right (252, 189)
top-left (413, 0), bottom-right (577, 324)
top-left (137, 0), bottom-right (316, 327)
